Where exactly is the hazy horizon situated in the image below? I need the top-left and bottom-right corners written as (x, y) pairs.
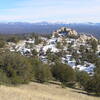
top-left (0, 21), bottom-right (99, 24)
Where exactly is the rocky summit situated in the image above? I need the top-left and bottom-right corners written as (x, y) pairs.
top-left (53, 27), bottom-right (78, 37)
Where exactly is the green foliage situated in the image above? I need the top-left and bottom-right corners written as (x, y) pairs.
top-left (86, 51), bottom-right (97, 63)
top-left (31, 49), bottom-right (38, 57)
top-left (0, 69), bottom-right (10, 85)
top-left (84, 73), bottom-right (100, 96)
top-left (0, 51), bottom-right (53, 85)
top-left (35, 64), bottom-right (52, 83)
top-left (90, 39), bottom-right (98, 53)
top-left (79, 50), bottom-right (97, 64)
top-left (46, 48), bottom-right (51, 55)
top-left (56, 42), bottom-right (63, 49)
top-left (0, 51), bottom-right (32, 85)
top-left (51, 63), bottom-right (76, 87)
top-left (34, 35), bottom-right (42, 45)
top-left (76, 69), bottom-right (100, 96)
top-left (0, 40), bottom-right (5, 48)
top-left (79, 45), bottom-right (86, 53)
top-left (93, 72), bottom-right (100, 95)
top-left (95, 58), bottom-right (100, 70)
top-left (72, 50), bottom-right (80, 65)
top-left (76, 71), bottom-right (90, 87)
top-left (7, 36), bottom-right (19, 43)
top-left (30, 58), bottom-right (52, 83)
top-left (47, 53), bottom-right (60, 63)
top-left (55, 50), bottom-right (67, 58)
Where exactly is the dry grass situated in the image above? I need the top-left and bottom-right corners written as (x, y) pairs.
top-left (0, 82), bottom-right (99, 100)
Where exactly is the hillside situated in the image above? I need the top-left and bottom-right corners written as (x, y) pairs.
top-left (0, 82), bottom-right (99, 100)
top-left (7, 27), bottom-right (99, 74)
top-left (0, 27), bottom-right (100, 98)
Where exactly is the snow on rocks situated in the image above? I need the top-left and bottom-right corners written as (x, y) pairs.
top-left (76, 63), bottom-right (95, 74)
top-left (42, 44), bottom-right (59, 53)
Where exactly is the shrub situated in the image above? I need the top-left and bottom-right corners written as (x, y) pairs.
top-left (76, 71), bottom-right (90, 87)
top-left (7, 36), bottom-right (19, 43)
top-left (0, 51), bottom-right (32, 85)
top-left (35, 64), bottom-right (52, 83)
top-left (95, 58), bottom-right (100, 70)
top-left (84, 71), bottom-right (100, 96)
top-left (47, 53), bottom-right (60, 63)
top-left (0, 40), bottom-right (5, 48)
top-left (31, 49), bottom-right (38, 57)
top-left (34, 35), bottom-right (42, 45)
top-left (51, 62), bottom-right (76, 87)
top-left (0, 69), bottom-right (10, 85)
top-left (30, 58), bottom-right (52, 83)
top-left (77, 68), bottom-right (100, 96)
top-left (93, 73), bottom-right (100, 96)
top-left (90, 39), bottom-right (98, 53)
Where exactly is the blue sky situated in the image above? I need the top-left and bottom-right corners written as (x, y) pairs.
top-left (0, 0), bottom-right (100, 23)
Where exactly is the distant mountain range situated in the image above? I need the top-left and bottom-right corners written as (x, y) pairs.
top-left (0, 22), bottom-right (100, 38)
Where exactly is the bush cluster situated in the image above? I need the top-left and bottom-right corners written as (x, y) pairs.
top-left (30, 58), bottom-right (52, 83)
top-left (51, 62), bottom-right (76, 87)
top-left (0, 51), bottom-right (52, 85)
top-left (76, 70), bottom-right (100, 96)
top-left (0, 50), bottom-right (100, 96)
top-left (0, 51), bottom-right (76, 86)
top-left (0, 51), bottom-right (32, 84)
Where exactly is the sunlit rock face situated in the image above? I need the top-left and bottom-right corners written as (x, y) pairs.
top-left (52, 27), bottom-right (78, 37)
top-left (77, 34), bottom-right (98, 43)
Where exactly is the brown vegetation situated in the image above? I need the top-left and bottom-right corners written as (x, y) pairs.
top-left (0, 82), bottom-right (99, 100)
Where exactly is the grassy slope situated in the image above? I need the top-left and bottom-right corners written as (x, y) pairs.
top-left (0, 82), bottom-right (99, 100)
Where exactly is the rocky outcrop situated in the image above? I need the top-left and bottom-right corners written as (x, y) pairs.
top-left (78, 34), bottom-right (98, 43)
top-left (52, 27), bottom-right (78, 37)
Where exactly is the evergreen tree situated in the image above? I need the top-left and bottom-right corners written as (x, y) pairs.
top-left (51, 62), bottom-right (76, 87)
top-left (0, 40), bottom-right (5, 48)
top-left (0, 51), bottom-right (32, 84)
